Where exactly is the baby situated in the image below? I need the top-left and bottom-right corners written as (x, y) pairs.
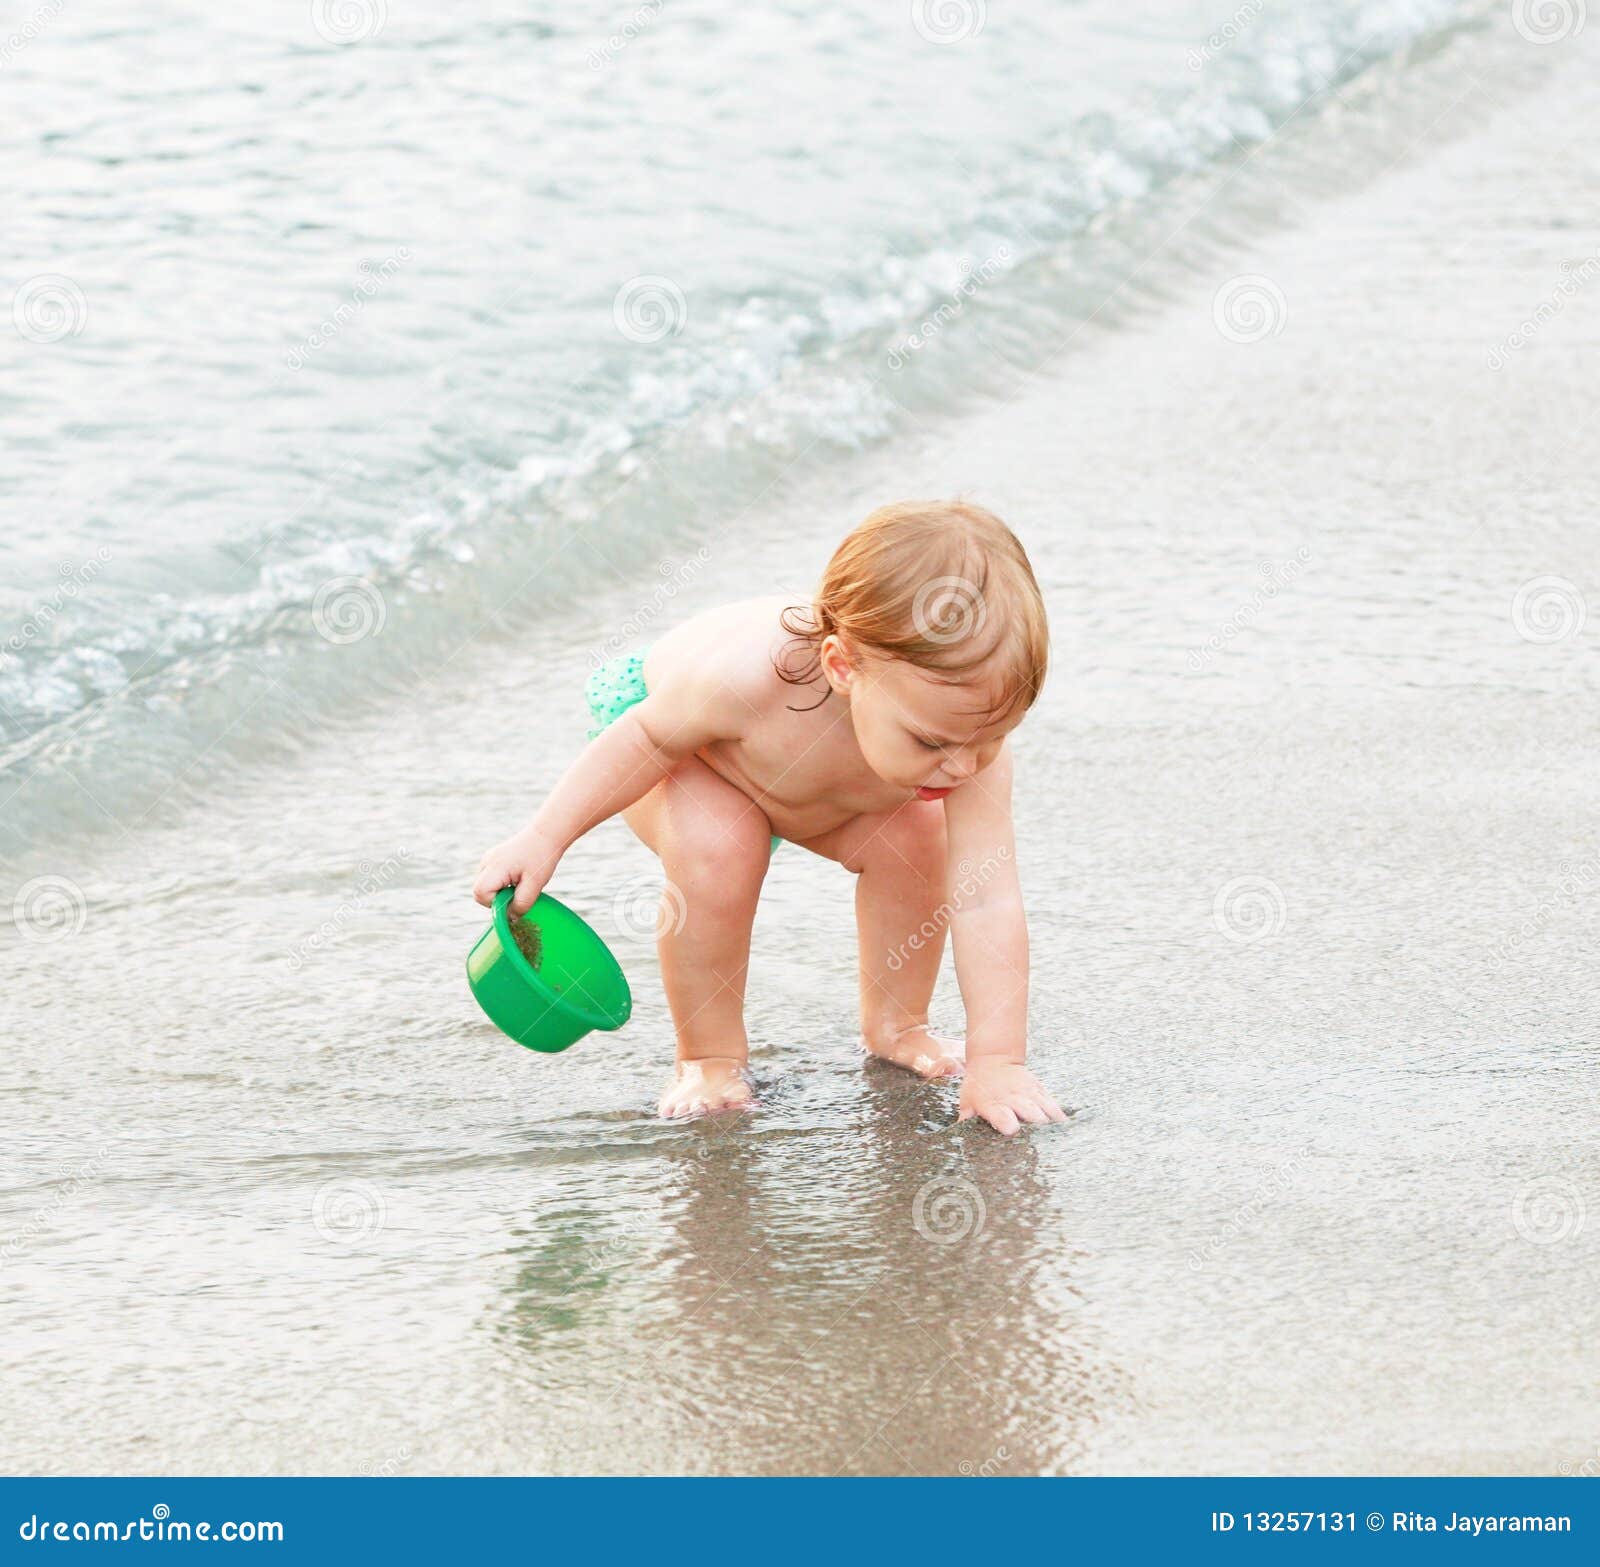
top-left (473, 499), bottom-right (1065, 1135)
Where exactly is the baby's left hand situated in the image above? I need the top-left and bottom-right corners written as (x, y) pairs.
top-left (958, 1060), bottom-right (1067, 1136)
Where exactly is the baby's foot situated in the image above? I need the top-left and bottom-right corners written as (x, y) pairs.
top-left (658, 1057), bottom-right (756, 1119)
top-left (860, 1024), bottom-right (964, 1080)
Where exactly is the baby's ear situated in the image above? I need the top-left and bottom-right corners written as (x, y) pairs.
top-left (817, 632), bottom-right (854, 689)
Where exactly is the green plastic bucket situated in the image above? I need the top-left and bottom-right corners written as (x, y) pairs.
top-left (466, 887), bottom-right (632, 1053)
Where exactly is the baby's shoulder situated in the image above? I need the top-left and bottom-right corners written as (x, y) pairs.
top-left (647, 595), bottom-right (805, 713)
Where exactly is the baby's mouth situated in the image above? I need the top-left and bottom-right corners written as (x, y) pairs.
top-left (915, 784), bottom-right (954, 801)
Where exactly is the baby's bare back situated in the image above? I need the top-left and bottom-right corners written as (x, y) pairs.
top-left (641, 596), bottom-right (910, 841)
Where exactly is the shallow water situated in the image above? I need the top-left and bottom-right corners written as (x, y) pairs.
top-left (4, 4), bottom-right (1599, 1475)
top-left (2, 0), bottom-right (1483, 856)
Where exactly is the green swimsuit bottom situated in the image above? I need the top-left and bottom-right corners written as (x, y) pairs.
top-left (585, 649), bottom-right (782, 854)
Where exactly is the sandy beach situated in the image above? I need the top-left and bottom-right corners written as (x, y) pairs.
top-left (3, 9), bottom-right (1597, 1475)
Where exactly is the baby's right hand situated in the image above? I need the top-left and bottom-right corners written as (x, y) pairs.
top-left (473, 826), bottom-right (560, 916)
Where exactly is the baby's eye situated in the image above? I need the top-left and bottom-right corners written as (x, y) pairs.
top-left (914, 736), bottom-right (943, 751)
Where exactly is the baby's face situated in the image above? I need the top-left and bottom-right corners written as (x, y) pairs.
top-left (832, 648), bottom-right (1020, 799)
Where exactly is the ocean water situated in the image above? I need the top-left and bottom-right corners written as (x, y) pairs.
top-left (6, 0), bottom-right (1599, 1477)
top-left (2, 0), bottom-right (1483, 858)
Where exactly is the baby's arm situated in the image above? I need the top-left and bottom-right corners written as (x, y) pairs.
top-left (944, 743), bottom-right (1067, 1135)
top-left (473, 660), bottom-right (748, 914)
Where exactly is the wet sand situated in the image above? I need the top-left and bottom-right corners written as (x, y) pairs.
top-left (3, 13), bottom-right (1597, 1474)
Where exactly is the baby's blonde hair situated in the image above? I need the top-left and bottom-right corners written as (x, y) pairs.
top-left (778, 498), bottom-right (1049, 720)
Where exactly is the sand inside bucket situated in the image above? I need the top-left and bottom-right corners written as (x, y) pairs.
top-left (510, 917), bottom-right (543, 971)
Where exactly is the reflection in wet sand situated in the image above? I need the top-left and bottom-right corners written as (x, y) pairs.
top-left (499, 1062), bottom-right (1122, 1474)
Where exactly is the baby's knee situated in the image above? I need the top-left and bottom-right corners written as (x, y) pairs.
top-left (661, 793), bottom-right (771, 902)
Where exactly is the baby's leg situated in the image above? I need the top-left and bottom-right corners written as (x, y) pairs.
top-left (801, 800), bottom-right (962, 1080)
top-left (623, 756), bottom-right (773, 1116)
